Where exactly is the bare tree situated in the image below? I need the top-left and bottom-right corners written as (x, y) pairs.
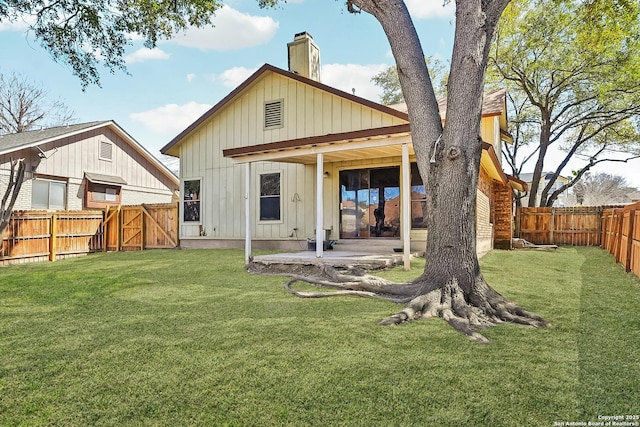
top-left (0, 72), bottom-right (74, 236)
top-left (0, 71), bottom-right (75, 135)
top-left (568, 173), bottom-right (636, 206)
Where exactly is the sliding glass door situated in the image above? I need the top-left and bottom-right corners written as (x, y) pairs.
top-left (339, 167), bottom-right (400, 239)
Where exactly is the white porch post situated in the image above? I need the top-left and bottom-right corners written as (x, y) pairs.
top-left (244, 162), bottom-right (252, 265)
top-left (316, 153), bottom-right (324, 258)
top-left (401, 144), bottom-right (411, 271)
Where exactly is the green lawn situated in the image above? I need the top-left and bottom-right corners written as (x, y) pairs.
top-left (1, 247), bottom-right (639, 426)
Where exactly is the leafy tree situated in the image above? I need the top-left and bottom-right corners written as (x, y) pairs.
top-left (568, 172), bottom-right (637, 206)
top-left (1, 0), bottom-right (227, 88)
top-left (0, 71), bottom-right (75, 134)
top-left (488, 0), bottom-right (640, 207)
top-left (1, 0), bottom-right (550, 342)
top-left (371, 56), bottom-right (448, 105)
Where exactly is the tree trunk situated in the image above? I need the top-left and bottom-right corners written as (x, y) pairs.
top-left (0, 158), bottom-right (26, 236)
top-left (286, 0), bottom-right (550, 343)
top-left (527, 122), bottom-right (551, 207)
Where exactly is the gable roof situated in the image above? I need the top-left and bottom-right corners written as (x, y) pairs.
top-left (161, 63), bottom-right (410, 156)
top-left (388, 88), bottom-right (508, 119)
top-left (0, 121), bottom-right (178, 186)
top-left (0, 121), bottom-right (109, 154)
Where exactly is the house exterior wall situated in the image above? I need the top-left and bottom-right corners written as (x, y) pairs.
top-left (177, 70), bottom-right (407, 242)
top-left (476, 168), bottom-right (495, 256)
top-left (0, 127), bottom-right (177, 211)
top-left (175, 70), bottom-right (513, 257)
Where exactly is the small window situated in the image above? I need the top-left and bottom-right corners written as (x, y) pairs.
top-left (410, 163), bottom-right (427, 229)
top-left (260, 173), bottom-right (281, 221)
top-left (32, 179), bottom-right (67, 210)
top-left (183, 179), bottom-right (201, 223)
top-left (264, 100), bottom-right (283, 129)
top-left (99, 141), bottom-right (113, 161)
top-left (85, 183), bottom-right (121, 208)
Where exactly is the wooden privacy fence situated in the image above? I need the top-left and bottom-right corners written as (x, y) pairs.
top-left (1, 203), bottom-right (178, 265)
top-left (516, 206), bottom-right (606, 246)
top-left (601, 202), bottom-right (640, 276)
top-left (0, 210), bottom-right (104, 265)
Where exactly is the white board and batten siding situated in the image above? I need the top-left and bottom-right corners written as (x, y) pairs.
top-left (178, 69), bottom-right (408, 242)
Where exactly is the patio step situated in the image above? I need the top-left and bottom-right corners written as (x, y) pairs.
top-left (332, 239), bottom-right (402, 254)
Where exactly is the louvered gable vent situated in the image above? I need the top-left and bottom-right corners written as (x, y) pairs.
top-left (99, 141), bottom-right (113, 161)
top-left (264, 100), bottom-right (283, 129)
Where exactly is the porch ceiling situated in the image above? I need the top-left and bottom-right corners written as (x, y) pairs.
top-left (222, 125), bottom-right (413, 164)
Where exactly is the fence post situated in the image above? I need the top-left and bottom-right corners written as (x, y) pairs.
top-left (625, 208), bottom-right (636, 273)
top-left (49, 213), bottom-right (57, 262)
top-left (549, 208), bottom-right (555, 245)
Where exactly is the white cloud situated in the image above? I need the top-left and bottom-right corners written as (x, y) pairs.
top-left (405, 0), bottom-right (455, 19)
top-left (212, 66), bottom-right (258, 88)
top-left (124, 48), bottom-right (170, 64)
top-left (321, 63), bottom-right (389, 102)
top-left (186, 73), bottom-right (197, 83)
top-left (0, 14), bottom-right (35, 32)
top-left (170, 6), bottom-right (278, 51)
top-left (129, 102), bottom-right (213, 134)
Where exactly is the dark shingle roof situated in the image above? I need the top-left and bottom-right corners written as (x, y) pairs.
top-left (0, 121), bottom-right (108, 154)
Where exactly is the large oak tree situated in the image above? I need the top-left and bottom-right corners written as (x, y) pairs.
top-left (489, 0), bottom-right (640, 207)
top-left (1, 0), bottom-right (551, 342)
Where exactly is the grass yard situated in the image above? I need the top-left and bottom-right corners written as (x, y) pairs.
top-left (1, 247), bottom-right (639, 426)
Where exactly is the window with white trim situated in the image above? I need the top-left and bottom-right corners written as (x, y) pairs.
top-left (182, 179), bottom-right (201, 223)
top-left (259, 172), bottom-right (281, 221)
top-left (32, 179), bottom-right (67, 210)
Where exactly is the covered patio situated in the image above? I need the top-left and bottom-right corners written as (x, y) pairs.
top-left (223, 124), bottom-right (417, 270)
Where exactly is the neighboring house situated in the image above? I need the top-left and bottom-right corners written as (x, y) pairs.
top-left (0, 121), bottom-right (179, 211)
top-left (161, 32), bottom-right (526, 260)
top-left (520, 172), bottom-right (570, 207)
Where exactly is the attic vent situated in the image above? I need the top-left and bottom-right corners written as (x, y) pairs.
top-left (264, 100), bottom-right (284, 129)
top-left (99, 141), bottom-right (113, 161)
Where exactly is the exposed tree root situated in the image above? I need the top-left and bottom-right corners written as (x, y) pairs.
top-left (285, 265), bottom-right (550, 343)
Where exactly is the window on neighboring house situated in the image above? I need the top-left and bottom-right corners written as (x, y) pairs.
top-left (260, 172), bottom-right (281, 221)
top-left (32, 178), bottom-right (67, 210)
top-left (410, 163), bottom-right (428, 229)
top-left (99, 141), bottom-right (113, 161)
top-left (264, 100), bottom-right (284, 129)
top-left (85, 182), bottom-right (121, 208)
top-left (183, 179), bottom-right (201, 223)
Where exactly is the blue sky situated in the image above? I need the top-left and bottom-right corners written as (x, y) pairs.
top-left (1, 0), bottom-right (638, 188)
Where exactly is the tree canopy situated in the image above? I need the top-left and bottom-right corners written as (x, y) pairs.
top-left (488, 0), bottom-right (640, 207)
top-left (1, 0), bottom-right (230, 87)
top-left (371, 56), bottom-right (448, 105)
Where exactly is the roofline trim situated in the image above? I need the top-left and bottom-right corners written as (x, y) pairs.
top-left (161, 64), bottom-right (410, 155)
top-left (222, 124), bottom-right (411, 158)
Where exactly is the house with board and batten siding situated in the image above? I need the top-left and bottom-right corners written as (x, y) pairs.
top-left (0, 121), bottom-right (179, 211)
top-left (161, 32), bottom-right (526, 265)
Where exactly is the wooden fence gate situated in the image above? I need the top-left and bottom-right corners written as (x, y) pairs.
top-left (104, 203), bottom-right (178, 251)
